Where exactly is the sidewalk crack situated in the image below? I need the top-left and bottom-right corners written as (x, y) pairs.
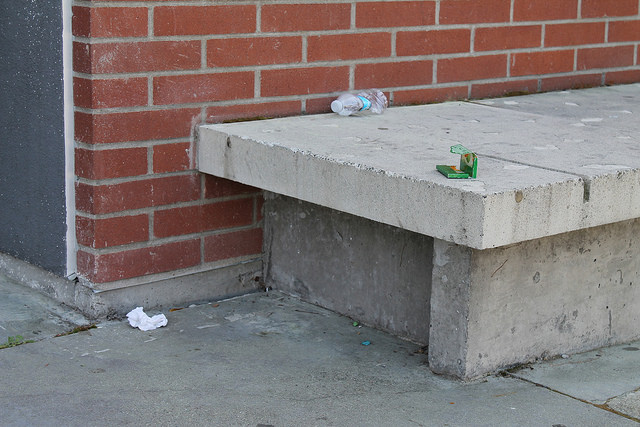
top-left (505, 373), bottom-right (640, 423)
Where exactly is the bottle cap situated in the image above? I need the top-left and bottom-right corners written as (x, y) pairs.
top-left (330, 100), bottom-right (343, 113)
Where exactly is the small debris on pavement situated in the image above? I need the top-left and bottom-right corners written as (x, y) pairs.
top-left (126, 307), bottom-right (168, 331)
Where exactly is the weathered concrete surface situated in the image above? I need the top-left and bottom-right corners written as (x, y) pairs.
top-left (511, 339), bottom-right (640, 420)
top-left (198, 84), bottom-right (640, 250)
top-left (512, 341), bottom-right (640, 405)
top-left (430, 217), bottom-right (640, 379)
top-left (609, 391), bottom-right (640, 420)
top-left (1, 291), bottom-right (637, 426)
top-left (0, 252), bottom-right (262, 318)
top-left (476, 84), bottom-right (640, 134)
top-left (0, 272), bottom-right (90, 344)
top-left (199, 108), bottom-right (583, 250)
top-left (264, 193), bottom-right (433, 343)
top-left (428, 239), bottom-right (473, 379)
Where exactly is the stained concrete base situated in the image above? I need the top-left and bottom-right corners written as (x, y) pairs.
top-left (430, 217), bottom-right (640, 379)
top-left (264, 193), bottom-right (433, 344)
top-left (263, 195), bottom-right (640, 379)
top-left (0, 252), bottom-right (262, 318)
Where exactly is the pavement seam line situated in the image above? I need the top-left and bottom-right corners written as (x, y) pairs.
top-left (477, 153), bottom-right (593, 202)
top-left (505, 373), bottom-right (640, 423)
top-left (462, 99), bottom-right (597, 202)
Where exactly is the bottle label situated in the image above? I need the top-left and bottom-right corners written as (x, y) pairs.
top-left (357, 96), bottom-right (372, 111)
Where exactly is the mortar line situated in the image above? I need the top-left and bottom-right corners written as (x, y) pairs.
top-left (148, 6), bottom-right (154, 38)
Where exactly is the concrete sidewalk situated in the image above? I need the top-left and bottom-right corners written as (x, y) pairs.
top-left (1, 274), bottom-right (639, 426)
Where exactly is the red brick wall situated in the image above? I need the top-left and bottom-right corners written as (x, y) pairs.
top-left (72, 0), bottom-right (640, 284)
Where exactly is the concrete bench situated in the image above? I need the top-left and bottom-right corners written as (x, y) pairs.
top-left (198, 84), bottom-right (640, 379)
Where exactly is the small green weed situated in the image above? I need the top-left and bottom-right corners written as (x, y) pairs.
top-left (0, 335), bottom-right (35, 349)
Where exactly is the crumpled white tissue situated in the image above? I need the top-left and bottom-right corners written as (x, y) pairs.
top-left (126, 307), bottom-right (168, 331)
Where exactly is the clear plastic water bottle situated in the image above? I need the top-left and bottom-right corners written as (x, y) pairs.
top-left (331, 89), bottom-right (388, 116)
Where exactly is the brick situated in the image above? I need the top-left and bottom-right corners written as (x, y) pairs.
top-left (73, 77), bottom-right (93, 108)
top-left (397, 30), bottom-right (470, 56)
top-left (207, 37), bottom-right (301, 67)
top-left (153, 142), bottom-right (192, 173)
top-left (393, 86), bottom-right (469, 106)
top-left (74, 77), bottom-right (147, 109)
top-left (605, 69), bottom-right (640, 85)
top-left (75, 108), bottom-right (200, 144)
top-left (75, 174), bottom-right (200, 214)
top-left (356, 1), bottom-right (436, 28)
top-left (76, 214), bottom-right (149, 249)
top-left (153, 73), bottom-right (254, 105)
top-left (72, 6), bottom-right (147, 38)
top-left (204, 228), bottom-right (263, 262)
top-left (204, 176), bottom-right (259, 199)
top-left (206, 101), bottom-right (301, 123)
top-left (438, 55), bottom-right (507, 83)
top-left (79, 41), bottom-right (201, 74)
top-left (262, 4), bottom-right (350, 32)
top-left (440, 0), bottom-right (510, 24)
top-left (75, 147), bottom-right (148, 180)
top-left (582, 0), bottom-right (638, 18)
top-left (306, 96), bottom-right (339, 114)
top-left (72, 6), bottom-right (92, 37)
top-left (356, 60), bottom-right (433, 88)
top-left (577, 46), bottom-right (635, 70)
top-left (154, 199), bottom-right (254, 238)
top-left (540, 74), bottom-right (602, 91)
top-left (510, 50), bottom-right (574, 77)
top-left (73, 42), bottom-right (92, 73)
top-left (475, 26), bottom-right (541, 52)
top-left (513, 0), bottom-right (578, 21)
top-left (154, 6), bottom-right (255, 36)
top-left (77, 239), bottom-right (200, 283)
top-left (609, 20), bottom-right (640, 43)
top-left (545, 22), bottom-right (605, 47)
top-left (308, 33), bottom-right (391, 62)
top-left (471, 79), bottom-right (539, 99)
top-left (261, 67), bottom-right (349, 97)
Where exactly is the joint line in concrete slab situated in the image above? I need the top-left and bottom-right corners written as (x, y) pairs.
top-left (477, 153), bottom-right (592, 202)
top-left (506, 373), bottom-right (640, 424)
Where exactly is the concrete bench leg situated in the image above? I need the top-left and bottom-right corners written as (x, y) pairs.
top-left (263, 193), bottom-right (433, 344)
top-left (428, 219), bottom-right (640, 380)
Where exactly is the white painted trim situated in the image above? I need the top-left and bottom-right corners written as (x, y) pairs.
top-left (62, 0), bottom-right (77, 278)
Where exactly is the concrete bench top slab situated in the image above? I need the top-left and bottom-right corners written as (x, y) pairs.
top-left (198, 84), bottom-right (640, 249)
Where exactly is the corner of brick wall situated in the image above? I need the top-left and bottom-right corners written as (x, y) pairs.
top-left (72, 0), bottom-right (640, 285)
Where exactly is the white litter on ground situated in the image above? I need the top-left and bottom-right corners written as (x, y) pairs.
top-left (126, 307), bottom-right (168, 331)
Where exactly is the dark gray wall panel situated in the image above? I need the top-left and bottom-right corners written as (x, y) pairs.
top-left (0, 1), bottom-right (67, 275)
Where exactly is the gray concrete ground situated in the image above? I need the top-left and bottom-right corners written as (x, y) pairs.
top-left (0, 272), bottom-right (90, 344)
top-left (1, 273), bottom-right (639, 426)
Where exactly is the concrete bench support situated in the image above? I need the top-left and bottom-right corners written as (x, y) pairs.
top-left (430, 219), bottom-right (640, 379)
top-left (198, 84), bottom-right (640, 379)
top-left (263, 193), bottom-right (434, 343)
